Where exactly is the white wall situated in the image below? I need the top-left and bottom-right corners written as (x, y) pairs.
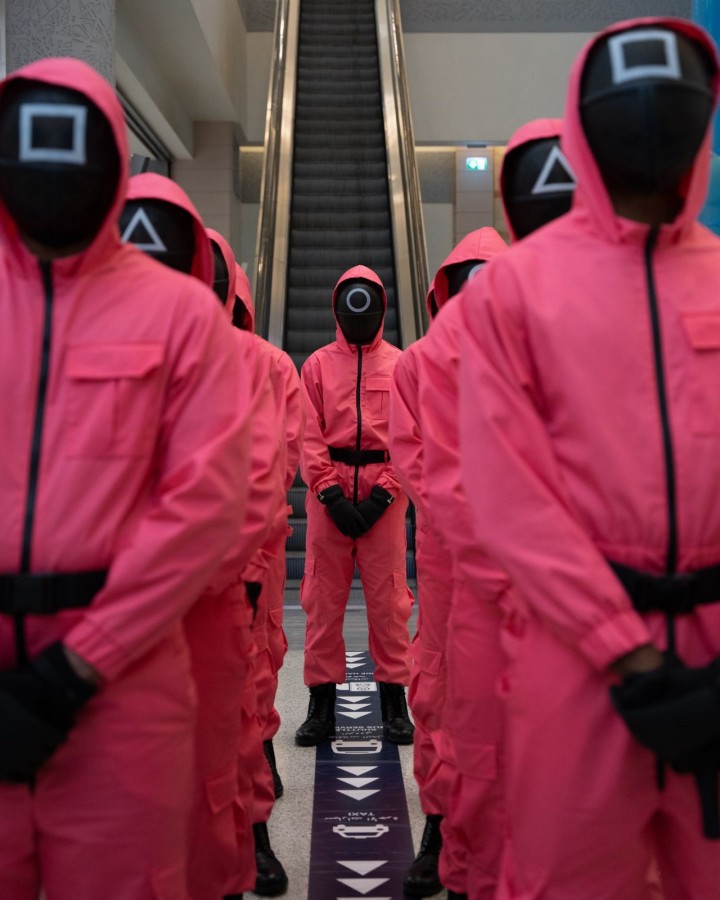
top-left (246, 32), bottom-right (274, 143)
top-left (404, 32), bottom-right (593, 143)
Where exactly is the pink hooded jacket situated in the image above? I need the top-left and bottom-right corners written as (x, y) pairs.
top-left (0, 59), bottom-right (251, 680)
top-left (301, 266), bottom-right (402, 498)
top-left (459, 17), bottom-right (720, 671)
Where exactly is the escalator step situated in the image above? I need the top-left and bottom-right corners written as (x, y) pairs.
top-left (293, 162), bottom-right (387, 180)
top-left (293, 147), bottom-right (386, 164)
top-left (293, 133), bottom-right (385, 150)
top-left (288, 266), bottom-right (395, 288)
top-left (285, 330), bottom-right (340, 353)
top-left (290, 247), bottom-right (394, 269)
top-left (292, 177), bottom-right (388, 197)
top-left (289, 226), bottom-right (391, 246)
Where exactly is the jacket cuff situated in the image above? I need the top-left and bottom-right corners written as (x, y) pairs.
top-left (577, 609), bottom-right (653, 671)
top-left (63, 621), bottom-right (128, 682)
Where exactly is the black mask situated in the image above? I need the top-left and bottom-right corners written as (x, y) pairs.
top-left (444, 259), bottom-right (487, 300)
top-left (502, 137), bottom-right (576, 239)
top-left (120, 199), bottom-right (196, 274)
top-left (0, 80), bottom-right (119, 249)
top-left (232, 296), bottom-right (252, 332)
top-left (335, 280), bottom-right (384, 346)
top-left (581, 26), bottom-right (716, 193)
top-left (210, 240), bottom-right (230, 305)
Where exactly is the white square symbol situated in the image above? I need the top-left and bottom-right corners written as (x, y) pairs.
top-left (19, 103), bottom-right (87, 165)
top-left (608, 29), bottom-right (681, 85)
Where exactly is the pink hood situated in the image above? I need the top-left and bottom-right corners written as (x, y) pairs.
top-left (234, 263), bottom-right (256, 332)
top-left (433, 228), bottom-right (508, 309)
top-left (125, 173), bottom-right (213, 286)
top-left (0, 57), bottom-right (128, 277)
top-left (332, 265), bottom-right (387, 351)
top-left (500, 118), bottom-right (564, 242)
top-left (562, 17), bottom-right (720, 244)
top-left (206, 227), bottom-right (237, 321)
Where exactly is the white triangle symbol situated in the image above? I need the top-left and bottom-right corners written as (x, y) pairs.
top-left (346, 662), bottom-right (366, 669)
top-left (337, 777), bottom-right (379, 788)
top-left (337, 877), bottom-right (389, 894)
top-left (337, 710), bottom-right (372, 720)
top-left (337, 788), bottom-right (380, 801)
top-left (121, 207), bottom-right (168, 252)
top-left (338, 695), bottom-right (370, 701)
top-left (346, 651), bottom-right (366, 657)
top-left (338, 702), bottom-right (371, 710)
top-left (337, 860), bottom-right (387, 876)
top-left (531, 144), bottom-right (576, 195)
top-left (337, 766), bottom-right (378, 776)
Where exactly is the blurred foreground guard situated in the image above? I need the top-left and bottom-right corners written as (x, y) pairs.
top-left (458, 18), bottom-right (720, 899)
top-left (0, 60), bottom-right (251, 899)
top-left (297, 266), bottom-right (414, 746)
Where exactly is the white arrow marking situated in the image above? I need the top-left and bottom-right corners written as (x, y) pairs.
top-left (337, 766), bottom-right (378, 776)
top-left (337, 788), bottom-right (380, 801)
top-left (337, 860), bottom-right (387, 876)
top-left (337, 702), bottom-right (371, 711)
top-left (336, 777), bottom-right (379, 788)
top-left (337, 695), bottom-right (371, 701)
top-left (337, 877), bottom-right (389, 894)
top-left (337, 710), bottom-right (372, 720)
top-left (346, 651), bottom-right (366, 657)
top-left (346, 662), bottom-right (366, 669)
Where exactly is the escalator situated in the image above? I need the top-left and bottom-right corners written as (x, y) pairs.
top-left (254, 0), bottom-right (428, 588)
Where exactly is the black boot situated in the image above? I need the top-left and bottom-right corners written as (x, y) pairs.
top-left (403, 814), bottom-right (443, 896)
top-left (264, 739), bottom-right (284, 798)
top-left (294, 682), bottom-right (336, 746)
top-left (378, 681), bottom-right (414, 744)
top-left (253, 821), bottom-right (288, 896)
top-left (446, 893), bottom-right (468, 900)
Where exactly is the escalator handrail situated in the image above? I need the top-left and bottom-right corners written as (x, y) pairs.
top-left (375, 0), bottom-right (430, 345)
top-left (252, 0), bottom-right (299, 345)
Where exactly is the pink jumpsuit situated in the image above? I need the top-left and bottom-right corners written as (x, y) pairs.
top-left (394, 228), bottom-right (508, 898)
top-left (0, 59), bottom-right (252, 900)
top-left (458, 17), bottom-right (720, 900)
top-left (300, 266), bottom-right (413, 686)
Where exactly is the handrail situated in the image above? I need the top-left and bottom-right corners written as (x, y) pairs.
top-left (375, 0), bottom-right (430, 344)
top-left (252, 0), bottom-right (299, 344)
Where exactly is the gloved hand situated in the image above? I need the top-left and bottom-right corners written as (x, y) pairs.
top-left (245, 581), bottom-right (262, 617)
top-left (0, 642), bottom-right (98, 782)
top-left (355, 486), bottom-right (394, 532)
top-left (611, 658), bottom-right (720, 763)
top-left (318, 485), bottom-right (369, 539)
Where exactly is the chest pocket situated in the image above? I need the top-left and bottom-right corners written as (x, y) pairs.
top-left (681, 314), bottom-right (720, 436)
top-left (364, 373), bottom-right (392, 419)
top-left (64, 343), bottom-right (165, 458)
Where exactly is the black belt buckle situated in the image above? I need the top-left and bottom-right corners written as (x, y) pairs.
top-left (11, 574), bottom-right (54, 615)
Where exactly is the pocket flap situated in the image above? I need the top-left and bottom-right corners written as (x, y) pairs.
top-left (417, 644), bottom-right (443, 676)
top-left (681, 314), bottom-right (720, 350)
top-left (366, 374), bottom-right (392, 392)
top-left (66, 343), bottom-right (164, 379)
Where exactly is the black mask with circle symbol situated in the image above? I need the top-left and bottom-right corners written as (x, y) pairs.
top-left (210, 240), bottom-right (230, 304)
top-left (120, 199), bottom-right (196, 274)
top-left (503, 138), bottom-right (576, 239)
top-left (581, 25), bottom-right (716, 193)
top-left (0, 79), bottom-right (119, 249)
top-left (444, 259), bottom-right (487, 300)
top-left (335, 280), bottom-right (384, 346)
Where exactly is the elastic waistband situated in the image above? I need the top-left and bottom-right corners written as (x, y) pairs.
top-left (0, 570), bottom-right (108, 615)
top-left (329, 446), bottom-right (389, 466)
top-left (608, 560), bottom-right (720, 615)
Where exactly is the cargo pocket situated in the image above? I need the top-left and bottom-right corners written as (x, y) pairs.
top-left (365, 373), bottom-right (392, 417)
top-left (680, 313), bottom-right (720, 435)
top-left (65, 342), bottom-right (164, 457)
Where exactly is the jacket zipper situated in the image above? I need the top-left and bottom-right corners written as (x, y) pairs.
top-left (16, 260), bottom-right (54, 663)
top-left (645, 227), bottom-right (677, 575)
top-left (353, 345), bottom-right (363, 504)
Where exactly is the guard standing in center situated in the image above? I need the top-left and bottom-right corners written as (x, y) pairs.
top-left (296, 265), bottom-right (414, 746)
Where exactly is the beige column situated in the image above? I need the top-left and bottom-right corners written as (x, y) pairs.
top-left (5, 0), bottom-right (115, 82)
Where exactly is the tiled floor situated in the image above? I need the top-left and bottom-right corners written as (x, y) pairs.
top-left (242, 603), bottom-right (452, 900)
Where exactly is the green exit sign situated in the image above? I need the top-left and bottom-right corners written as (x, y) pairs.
top-left (466, 157), bottom-right (489, 171)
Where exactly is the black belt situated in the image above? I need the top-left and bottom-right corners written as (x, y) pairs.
top-left (0, 570), bottom-right (108, 615)
top-left (329, 446), bottom-right (389, 466)
top-left (609, 560), bottom-right (720, 615)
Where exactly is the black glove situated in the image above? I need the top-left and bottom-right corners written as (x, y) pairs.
top-left (610, 659), bottom-right (720, 762)
top-left (318, 485), bottom-right (369, 539)
top-left (0, 642), bottom-right (97, 782)
top-left (355, 486), bottom-right (394, 532)
top-left (245, 581), bottom-right (262, 617)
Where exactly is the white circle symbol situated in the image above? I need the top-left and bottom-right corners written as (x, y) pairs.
top-left (345, 287), bottom-right (372, 313)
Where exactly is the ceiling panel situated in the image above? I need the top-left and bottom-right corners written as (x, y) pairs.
top-left (239, 0), bottom-right (691, 33)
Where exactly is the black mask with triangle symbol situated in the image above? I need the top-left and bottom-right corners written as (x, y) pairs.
top-left (120, 198), bottom-right (196, 274)
top-left (502, 137), bottom-right (576, 240)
